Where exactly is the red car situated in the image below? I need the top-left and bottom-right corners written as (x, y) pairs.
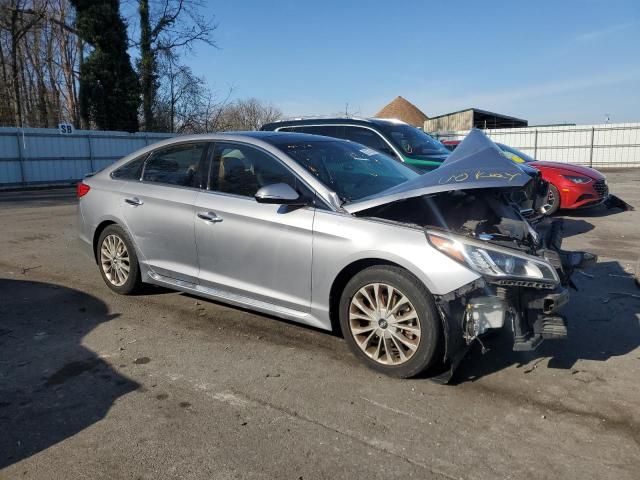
top-left (442, 140), bottom-right (608, 215)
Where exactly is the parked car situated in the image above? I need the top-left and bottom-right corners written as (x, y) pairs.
top-left (77, 130), bottom-right (593, 380)
top-left (264, 120), bottom-right (549, 215)
top-left (261, 117), bottom-right (450, 171)
top-left (442, 139), bottom-right (609, 215)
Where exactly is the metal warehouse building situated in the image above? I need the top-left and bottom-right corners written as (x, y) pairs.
top-left (424, 108), bottom-right (528, 132)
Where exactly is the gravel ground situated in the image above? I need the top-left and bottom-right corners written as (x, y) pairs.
top-left (1, 171), bottom-right (639, 480)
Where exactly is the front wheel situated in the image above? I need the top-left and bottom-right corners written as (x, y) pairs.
top-left (339, 266), bottom-right (442, 378)
top-left (96, 225), bottom-right (142, 295)
top-left (540, 184), bottom-right (560, 215)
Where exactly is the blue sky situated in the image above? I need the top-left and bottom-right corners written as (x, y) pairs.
top-left (183, 0), bottom-right (639, 125)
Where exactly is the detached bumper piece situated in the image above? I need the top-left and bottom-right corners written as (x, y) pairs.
top-left (512, 288), bottom-right (569, 351)
top-left (605, 194), bottom-right (635, 211)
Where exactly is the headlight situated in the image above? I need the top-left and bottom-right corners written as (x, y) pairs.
top-left (562, 174), bottom-right (592, 184)
top-left (426, 230), bottom-right (559, 284)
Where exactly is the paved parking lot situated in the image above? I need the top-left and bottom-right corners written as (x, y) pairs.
top-left (1, 172), bottom-right (639, 480)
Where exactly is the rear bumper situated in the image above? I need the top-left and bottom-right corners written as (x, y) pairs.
top-left (77, 235), bottom-right (95, 262)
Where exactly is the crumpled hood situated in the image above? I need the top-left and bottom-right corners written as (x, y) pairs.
top-left (530, 160), bottom-right (605, 180)
top-left (344, 129), bottom-right (534, 214)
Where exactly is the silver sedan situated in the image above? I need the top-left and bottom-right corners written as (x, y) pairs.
top-left (77, 130), bottom-right (591, 379)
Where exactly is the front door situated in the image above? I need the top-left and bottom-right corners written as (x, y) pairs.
top-left (194, 142), bottom-right (314, 313)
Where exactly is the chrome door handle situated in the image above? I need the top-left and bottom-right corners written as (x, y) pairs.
top-left (125, 197), bottom-right (143, 206)
top-left (197, 211), bottom-right (223, 223)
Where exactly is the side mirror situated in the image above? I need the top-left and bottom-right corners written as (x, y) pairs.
top-left (255, 183), bottom-right (305, 205)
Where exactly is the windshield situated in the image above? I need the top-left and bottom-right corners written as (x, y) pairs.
top-left (497, 143), bottom-right (536, 163)
top-left (377, 124), bottom-right (451, 158)
top-left (277, 140), bottom-right (420, 202)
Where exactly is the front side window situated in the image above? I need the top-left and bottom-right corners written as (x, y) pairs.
top-left (209, 142), bottom-right (299, 198)
top-left (275, 140), bottom-right (419, 203)
top-left (377, 124), bottom-right (450, 159)
top-left (111, 155), bottom-right (146, 180)
top-left (142, 143), bottom-right (206, 187)
top-left (342, 126), bottom-right (399, 159)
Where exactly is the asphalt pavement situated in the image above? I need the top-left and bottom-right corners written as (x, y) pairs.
top-left (1, 171), bottom-right (639, 479)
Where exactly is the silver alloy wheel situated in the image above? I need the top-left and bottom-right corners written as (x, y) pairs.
top-left (100, 234), bottom-right (130, 287)
top-left (348, 283), bottom-right (421, 365)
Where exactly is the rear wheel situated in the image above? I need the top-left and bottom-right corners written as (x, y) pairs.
top-left (339, 266), bottom-right (441, 378)
top-left (541, 184), bottom-right (560, 215)
top-left (97, 225), bottom-right (141, 295)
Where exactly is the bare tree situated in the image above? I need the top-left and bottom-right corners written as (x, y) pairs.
top-left (0, 0), bottom-right (80, 128)
top-left (154, 51), bottom-right (231, 134)
top-left (0, 0), bottom-right (48, 126)
top-left (137, 0), bottom-right (217, 130)
top-left (216, 98), bottom-right (283, 132)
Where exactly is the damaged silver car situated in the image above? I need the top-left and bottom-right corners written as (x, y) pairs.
top-left (77, 129), bottom-right (595, 379)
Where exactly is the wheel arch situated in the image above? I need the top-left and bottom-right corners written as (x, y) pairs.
top-left (92, 220), bottom-right (118, 263)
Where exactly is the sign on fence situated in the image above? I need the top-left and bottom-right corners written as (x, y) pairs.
top-left (58, 123), bottom-right (74, 135)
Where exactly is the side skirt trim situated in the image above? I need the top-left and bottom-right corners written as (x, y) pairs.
top-left (147, 271), bottom-right (326, 329)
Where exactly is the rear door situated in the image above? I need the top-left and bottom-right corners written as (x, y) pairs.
top-left (194, 141), bottom-right (315, 314)
top-left (119, 142), bottom-right (207, 284)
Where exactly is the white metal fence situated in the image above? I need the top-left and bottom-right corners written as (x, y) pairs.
top-left (0, 127), bottom-right (174, 188)
top-left (431, 122), bottom-right (640, 168)
top-left (3, 122), bottom-right (639, 188)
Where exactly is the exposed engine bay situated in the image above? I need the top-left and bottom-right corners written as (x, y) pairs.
top-left (356, 186), bottom-right (596, 382)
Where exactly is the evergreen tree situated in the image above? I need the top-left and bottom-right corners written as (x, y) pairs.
top-left (72, 0), bottom-right (140, 132)
top-left (138, 0), bottom-right (156, 131)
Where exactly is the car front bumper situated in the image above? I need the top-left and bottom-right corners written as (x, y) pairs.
top-left (560, 178), bottom-right (609, 209)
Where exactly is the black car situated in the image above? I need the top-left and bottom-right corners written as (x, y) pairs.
top-left (261, 117), bottom-right (450, 171)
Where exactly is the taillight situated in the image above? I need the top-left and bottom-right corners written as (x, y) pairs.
top-left (77, 182), bottom-right (91, 198)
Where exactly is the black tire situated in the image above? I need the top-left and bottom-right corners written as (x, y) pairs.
top-left (96, 224), bottom-right (142, 295)
top-left (543, 184), bottom-right (561, 216)
top-left (339, 265), bottom-right (442, 378)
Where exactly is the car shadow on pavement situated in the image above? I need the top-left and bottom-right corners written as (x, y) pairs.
top-left (450, 260), bottom-right (640, 384)
top-left (557, 218), bottom-right (595, 238)
top-left (0, 279), bottom-right (139, 470)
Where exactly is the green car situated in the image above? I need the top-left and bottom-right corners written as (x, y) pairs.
top-left (261, 117), bottom-right (450, 171)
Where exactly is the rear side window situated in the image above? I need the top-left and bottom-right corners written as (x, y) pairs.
top-left (276, 126), bottom-right (303, 133)
top-left (343, 126), bottom-right (399, 159)
top-left (299, 125), bottom-right (343, 137)
top-left (111, 155), bottom-right (146, 180)
top-left (142, 143), bottom-right (206, 188)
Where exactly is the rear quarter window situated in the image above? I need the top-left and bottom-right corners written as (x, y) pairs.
top-left (111, 155), bottom-right (146, 180)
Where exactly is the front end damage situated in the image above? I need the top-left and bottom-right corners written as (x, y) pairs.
top-left (358, 188), bottom-right (596, 381)
top-left (345, 129), bottom-right (597, 382)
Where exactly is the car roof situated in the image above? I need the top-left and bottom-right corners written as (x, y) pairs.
top-left (236, 131), bottom-right (337, 145)
top-left (146, 130), bottom-right (337, 146)
top-left (261, 117), bottom-right (409, 130)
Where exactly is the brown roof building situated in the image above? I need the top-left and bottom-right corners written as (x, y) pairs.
top-left (374, 96), bottom-right (429, 128)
